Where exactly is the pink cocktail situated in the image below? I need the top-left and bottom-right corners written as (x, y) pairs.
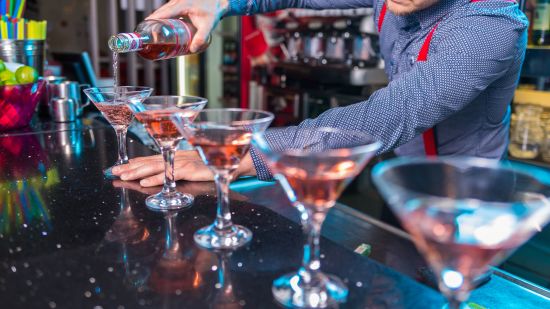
top-left (252, 127), bottom-right (381, 308)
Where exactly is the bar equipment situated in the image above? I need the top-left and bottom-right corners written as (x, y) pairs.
top-left (509, 105), bottom-right (545, 159)
top-left (50, 81), bottom-right (90, 116)
top-left (0, 40), bottom-right (45, 75)
top-left (38, 76), bottom-right (66, 116)
top-left (127, 96), bottom-right (207, 211)
top-left (372, 157), bottom-right (550, 309)
top-left (49, 98), bottom-right (78, 122)
top-left (252, 127), bottom-right (381, 308)
top-left (302, 31), bottom-right (325, 63)
top-left (83, 86), bottom-right (152, 179)
top-left (324, 31), bottom-right (349, 63)
top-left (171, 109), bottom-right (274, 249)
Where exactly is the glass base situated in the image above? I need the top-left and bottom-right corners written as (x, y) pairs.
top-left (145, 191), bottom-right (194, 212)
top-left (193, 224), bottom-right (252, 249)
top-left (272, 271), bottom-right (348, 308)
top-left (103, 166), bottom-right (120, 180)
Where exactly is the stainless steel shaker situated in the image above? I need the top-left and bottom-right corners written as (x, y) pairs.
top-left (49, 98), bottom-right (77, 122)
top-left (50, 81), bottom-right (91, 116)
top-left (38, 76), bottom-right (66, 116)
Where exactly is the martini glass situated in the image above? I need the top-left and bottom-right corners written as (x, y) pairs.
top-left (127, 96), bottom-right (207, 211)
top-left (252, 127), bottom-right (381, 308)
top-left (171, 108), bottom-right (274, 249)
top-left (83, 86), bottom-right (152, 179)
top-left (371, 157), bottom-right (550, 309)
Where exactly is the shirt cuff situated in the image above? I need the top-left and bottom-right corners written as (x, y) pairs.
top-left (249, 146), bottom-right (274, 181)
top-left (226, 0), bottom-right (257, 16)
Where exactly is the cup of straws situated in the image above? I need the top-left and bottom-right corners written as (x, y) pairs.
top-left (0, 0), bottom-right (47, 75)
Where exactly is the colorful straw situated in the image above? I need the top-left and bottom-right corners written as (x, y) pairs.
top-left (0, 0), bottom-right (42, 40)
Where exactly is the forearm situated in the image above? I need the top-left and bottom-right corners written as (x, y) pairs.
top-left (226, 0), bottom-right (374, 16)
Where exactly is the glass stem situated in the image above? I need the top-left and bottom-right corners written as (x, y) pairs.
top-left (115, 128), bottom-right (129, 165)
top-left (446, 299), bottom-right (467, 309)
top-left (214, 172), bottom-right (233, 231)
top-left (161, 147), bottom-right (177, 196)
top-left (300, 208), bottom-right (327, 281)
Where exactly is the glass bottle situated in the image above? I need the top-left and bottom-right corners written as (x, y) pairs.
top-left (509, 105), bottom-right (545, 159)
top-left (541, 113), bottom-right (550, 162)
top-left (532, 0), bottom-right (550, 45)
top-left (108, 18), bottom-right (211, 61)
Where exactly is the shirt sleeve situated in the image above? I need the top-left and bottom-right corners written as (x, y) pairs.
top-left (227, 0), bottom-right (375, 16)
top-left (251, 13), bottom-right (527, 180)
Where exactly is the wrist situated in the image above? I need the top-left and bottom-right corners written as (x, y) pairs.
top-left (219, 0), bottom-right (231, 16)
top-left (237, 152), bottom-right (257, 177)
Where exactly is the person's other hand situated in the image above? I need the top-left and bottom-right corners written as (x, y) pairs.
top-left (111, 150), bottom-right (256, 187)
top-left (147, 0), bottom-right (229, 53)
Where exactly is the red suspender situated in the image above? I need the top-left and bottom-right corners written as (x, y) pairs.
top-left (377, 1), bottom-right (438, 156)
top-left (417, 25), bottom-right (439, 156)
top-left (377, 2), bottom-right (388, 33)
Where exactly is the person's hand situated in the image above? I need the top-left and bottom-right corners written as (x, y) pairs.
top-left (147, 0), bottom-right (229, 53)
top-left (111, 150), bottom-right (257, 187)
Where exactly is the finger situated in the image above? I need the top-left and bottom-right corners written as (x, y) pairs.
top-left (190, 18), bottom-right (215, 53)
top-left (175, 150), bottom-right (200, 159)
top-left (120, 162), bottom-right (165, 181)
top-left (175, 162), bottom-right (214, 181)
top-left (146, 1), bottom-right (181, 20)
top-left (140, 173), bottom-right (165, 187)
top-left (129, 155), bottom-right (163, 163)
top-left (112, 158), bottom-right (161, 175)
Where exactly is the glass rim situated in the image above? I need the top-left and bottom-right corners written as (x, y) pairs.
top-left (192, 108), bottom-right (275, 126)
top-left (372, 156), bottom-right (550, 206)
top-left (253, 127), bottom-right (382, 157)
top-left (83, 86), bottom-right (153, 95)
top-left (142, 95), bottom-right (208, 105)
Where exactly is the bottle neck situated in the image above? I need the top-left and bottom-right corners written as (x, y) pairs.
top-left (109, 32), bottom-right (145, 53)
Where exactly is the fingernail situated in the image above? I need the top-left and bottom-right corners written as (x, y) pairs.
top-left (120, 174), bottom-right (128, 181)
top-left (112, 166), bottom-right (120, 174)
top-left (140, 179), bottom-right (149, 186)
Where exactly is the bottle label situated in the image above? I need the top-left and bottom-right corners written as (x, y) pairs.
top-left (534, 3), bottom-right (550, 31)
top-left (120, 32), bottom-right (144, 51)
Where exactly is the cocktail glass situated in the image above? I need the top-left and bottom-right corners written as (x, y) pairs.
top-left (252, 127), bottom-right (381, 308)
top-left (83, 86), bottom-right (153, 179)
top-left (371, 157), bottom-right (550, 309)
top-left (127, 96), bottom-right (207, 211)
top-left (171, 108), bottom-right (274, 249)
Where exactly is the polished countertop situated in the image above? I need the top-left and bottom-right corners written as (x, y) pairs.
top-left (0, 118), bottom-right (549, 308)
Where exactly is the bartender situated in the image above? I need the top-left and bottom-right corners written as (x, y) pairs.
top-left (112, 0), bottom-right (528, 185)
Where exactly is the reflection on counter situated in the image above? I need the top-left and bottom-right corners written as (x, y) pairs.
top-left (0, 133), bottom-right (59, 235)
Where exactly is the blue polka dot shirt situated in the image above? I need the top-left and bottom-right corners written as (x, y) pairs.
top-left (228, 0), bottom-right (529, 180)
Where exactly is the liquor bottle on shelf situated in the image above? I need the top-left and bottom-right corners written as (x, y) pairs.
top-left (109, 18), bottom-right (211, 61)
top-left (532, 0), bottom-right (550, 46)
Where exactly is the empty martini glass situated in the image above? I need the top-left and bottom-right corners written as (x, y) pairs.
top-left (127, 96), bottom-right (207, 211)
top-left (171, 108), bottom-right (274, 249)
top-left (252, 127), bottom-right (381, 308)
top-left (83, 86), bottom-right (152, 179)
top-left (371, 157), bottom-right (550, 309)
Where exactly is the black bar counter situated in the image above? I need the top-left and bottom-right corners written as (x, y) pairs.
top-left (0, 117), bottom-right (549, 308)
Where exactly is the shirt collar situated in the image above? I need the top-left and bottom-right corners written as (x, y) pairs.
top-left (397, 0), bottom-right (470, 30)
